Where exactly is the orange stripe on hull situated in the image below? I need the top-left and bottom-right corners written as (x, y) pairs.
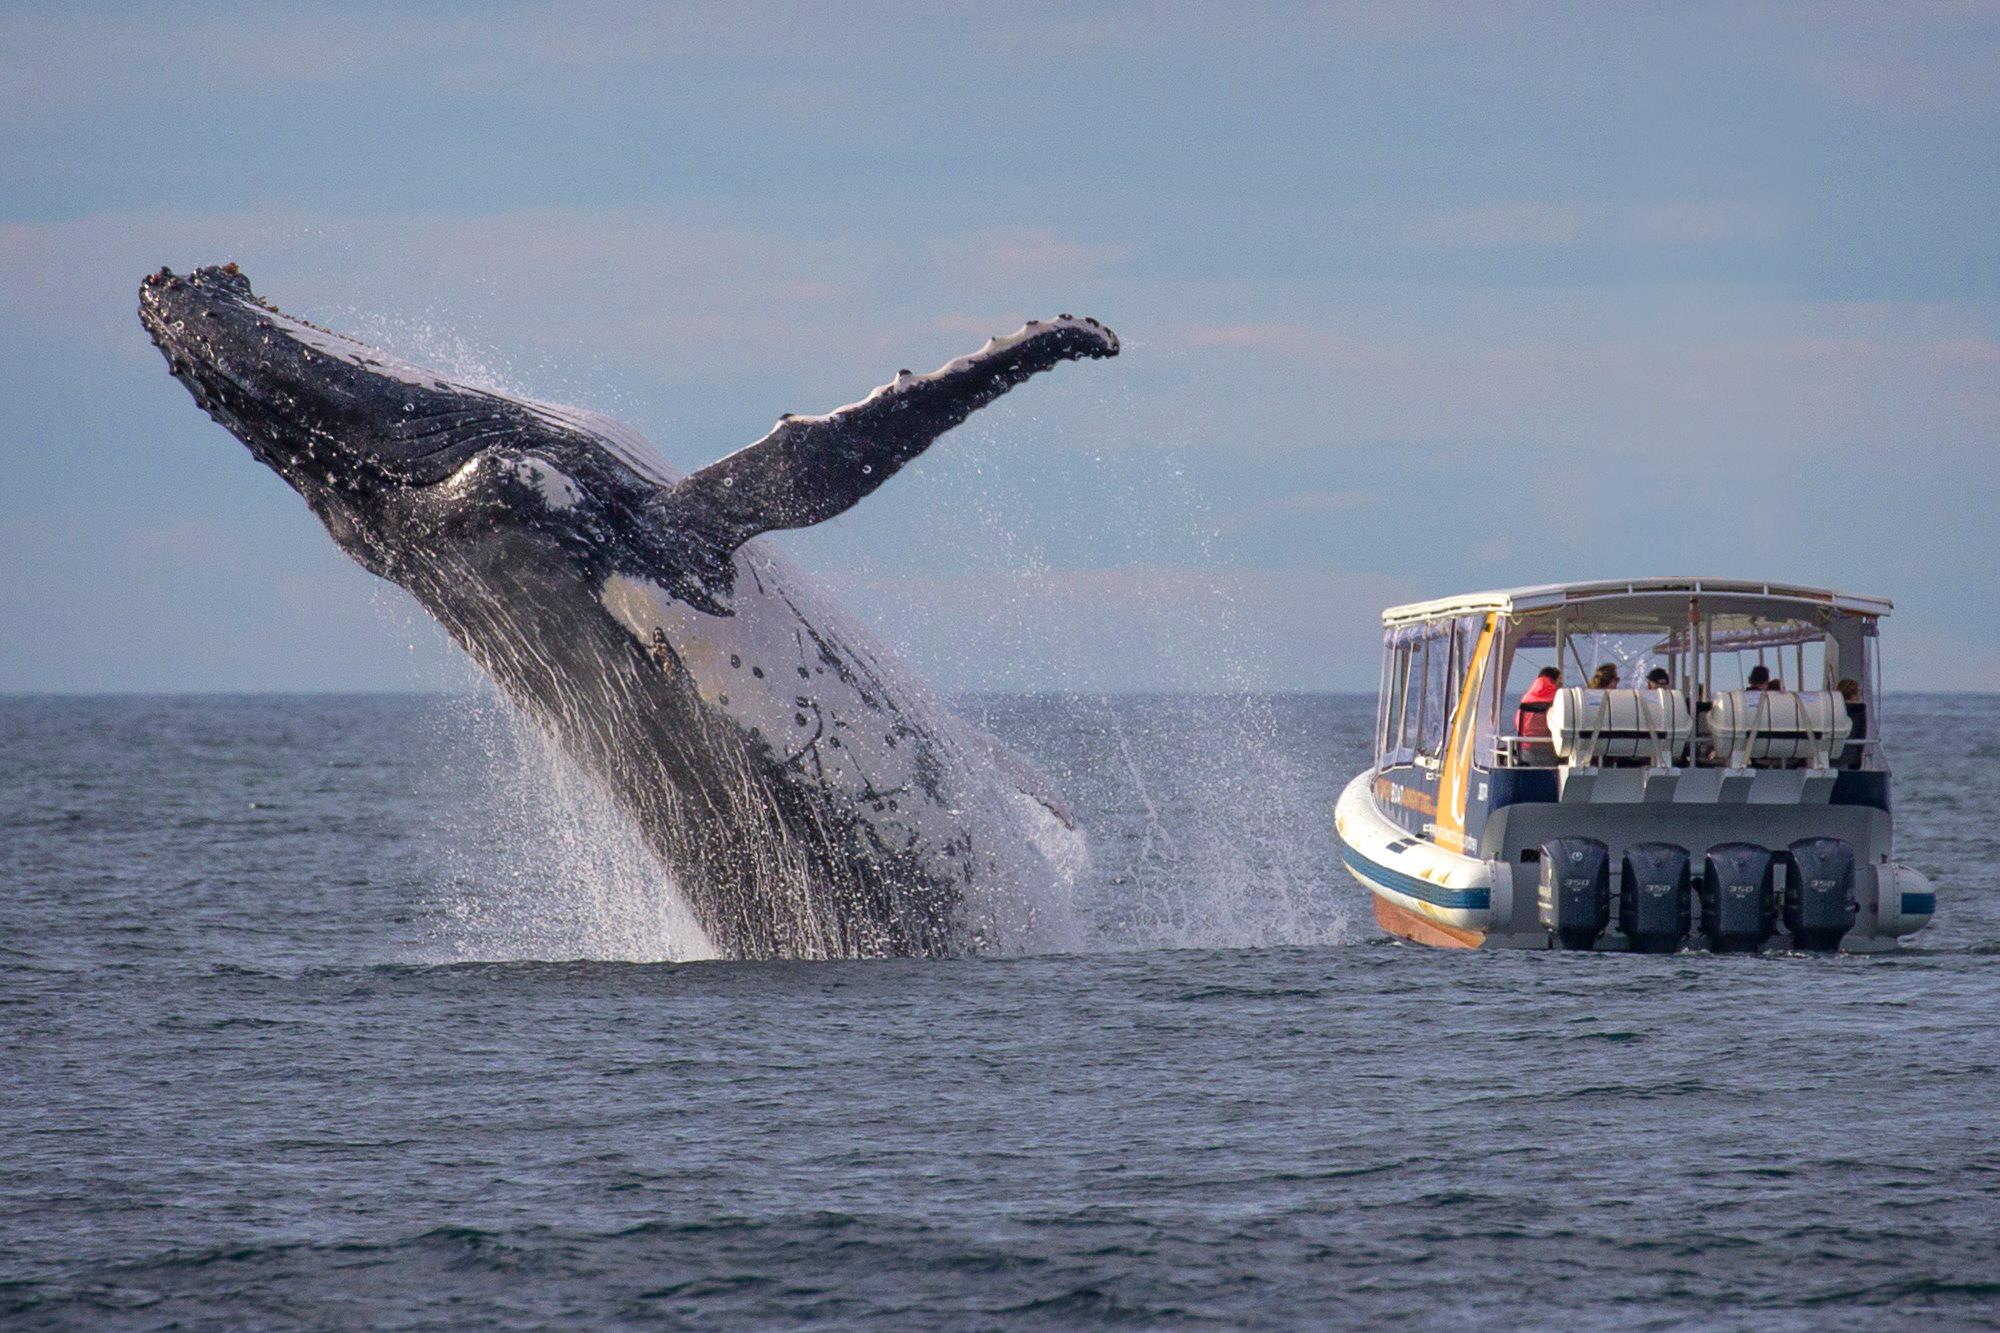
top-left (1373, 896), bottom-right (1486, 949)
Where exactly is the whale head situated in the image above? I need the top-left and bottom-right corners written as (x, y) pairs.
top-left (137, 265), bottom-right (507, 491)
top-left (138, 263), bottom-right (667, 586)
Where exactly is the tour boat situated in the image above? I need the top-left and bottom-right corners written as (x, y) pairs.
top-left (1334, 578), bottom-right (1934, 952)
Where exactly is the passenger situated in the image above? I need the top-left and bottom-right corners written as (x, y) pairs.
top-left (1588, 663), bottom-right (1620, 690)
top-left (1747, 665), bottom-right (1772, 691)
top-left (1514, 667), bottom-right (1561, 765)
top-left (1837, 678), bottom-right (1867, 770)
top-left (1644, 667), bottom-right (1671, 690)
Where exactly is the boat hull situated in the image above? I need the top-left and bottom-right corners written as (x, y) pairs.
top-left (1335, 770), bottom-right (1497, 948)
top-left (1335, 767), bottom-right (1932, 952)
top-left (1369, 896), bottom-right (1485, 949)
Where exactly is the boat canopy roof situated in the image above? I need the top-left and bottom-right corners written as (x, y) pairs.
top-left (1381, 577), bottom-right (1893, 628)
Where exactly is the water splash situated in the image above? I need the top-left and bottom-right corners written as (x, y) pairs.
top-left (1101, 697), bottom-right (1356, 951)
top-left (418, 684), bottom-right (718, 964)
top-left (899, 383), bottom-right (1362, 953)
top-left (334, 323), bottom-right (714, 963)
top-left (989, 692), bottom-right (1359, 953)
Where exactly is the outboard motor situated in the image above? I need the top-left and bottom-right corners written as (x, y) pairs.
top-left (1538, 837), bottom-right (1610, 950)
top-left (1618, 843), bottom-right (1692, 953)
top-left (1700, 843), bottom-right (1778, 953)
top-left (1784, 837), bottom-right (1859, 952)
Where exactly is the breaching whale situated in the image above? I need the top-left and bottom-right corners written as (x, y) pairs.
top-left (139, 264), bottom-right (1117, 959)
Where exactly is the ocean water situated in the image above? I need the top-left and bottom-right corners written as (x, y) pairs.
top-left (2, 691), bottom-right (1996, 1328)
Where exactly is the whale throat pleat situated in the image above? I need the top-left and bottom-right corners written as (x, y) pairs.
top-left (654, 316), bottom-right (1118, 553)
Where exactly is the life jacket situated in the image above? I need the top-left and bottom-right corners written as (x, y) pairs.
top-left (1515, 676), bottom-right (1559, 739)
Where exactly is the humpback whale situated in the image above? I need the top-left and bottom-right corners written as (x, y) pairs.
top-left (138, 264), bottom-right (1118, 959)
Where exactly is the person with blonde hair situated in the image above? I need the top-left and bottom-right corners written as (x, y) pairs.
top-left (1589, 662), bottom-right (1620, 690)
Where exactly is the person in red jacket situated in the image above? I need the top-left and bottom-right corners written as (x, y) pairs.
top-left (1515, 666), bottom-right (1562, 764)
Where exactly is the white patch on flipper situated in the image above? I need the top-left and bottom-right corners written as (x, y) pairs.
top-left (509, 457), bottom-right (581, 510)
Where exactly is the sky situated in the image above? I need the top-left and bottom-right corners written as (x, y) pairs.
top-left (1, 1), bottom-right (1996, 692)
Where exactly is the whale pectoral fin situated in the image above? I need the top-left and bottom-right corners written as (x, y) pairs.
top-left (656, 316), bottom-right (1118, 551)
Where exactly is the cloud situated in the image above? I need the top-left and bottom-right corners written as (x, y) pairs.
top-left (1625, 201), bottom-right (1789, 245)
top-left (1401, 202), bottom-right (1589, 248)
top-left (1273, 489), bottom-right (1375, 515)
top-left (1174, 323), bottom-right (1394, 366)
top-left (131, 521), bottom-right (231, 561)
top-left (941, 229), bottom-right (1132, 283)
top-left (0, 6), bottom-right (766, 108)
top-left (1164, 315), bottom-right (2000, 454)
top-left (1178, 322), bottom-right (1313, 350)
top-left (1395, 200), bottom-right (1788, 249)
top-left (1217, 490), bottom-right (1377, 530)
top-left (1805, 40), bottom-right (2000, 114)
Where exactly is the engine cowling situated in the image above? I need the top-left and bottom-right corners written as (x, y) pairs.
top-left (1539, 837), bottom-right (1610, 950)
top-left (1619, 843), bottom-right (1692, 953)
top-left (1785, 837), bottom-right (1858, 951)
top-left (1700, 843), bottom-right (1779, 953)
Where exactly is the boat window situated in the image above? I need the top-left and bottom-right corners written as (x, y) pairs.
top-left (1396, 632), bottom-right (1426, 759)
top-left (1374, 636), bottom-right (1390, 760)
top-left (1418, 623), bottom-right (1451, 757)
top-left (1378, 633), bottom-right (1409, 762)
